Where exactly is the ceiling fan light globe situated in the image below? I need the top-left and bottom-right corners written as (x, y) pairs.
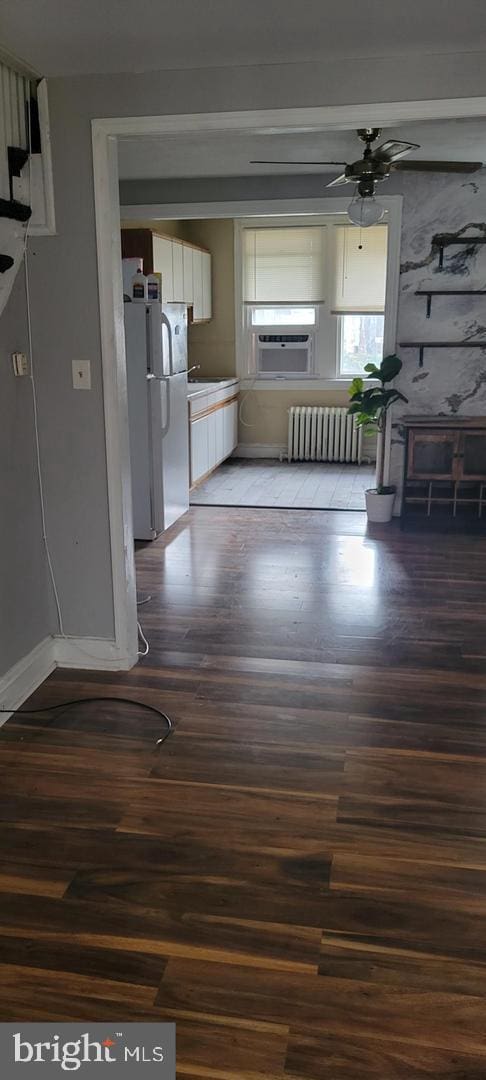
top-left (347, 195), bottom-right (385, 227)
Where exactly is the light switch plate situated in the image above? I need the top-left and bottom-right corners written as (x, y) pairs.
top-left (72, 359), bottom-right (91, 390)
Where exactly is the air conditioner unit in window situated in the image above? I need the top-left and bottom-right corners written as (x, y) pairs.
top-left (255, 333), bottom-right (313, 377)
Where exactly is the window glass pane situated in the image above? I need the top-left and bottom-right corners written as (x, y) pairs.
top-left (251, 306), bottom-right (316, 326)
top-left (339, 314), bottom-right (384, 376)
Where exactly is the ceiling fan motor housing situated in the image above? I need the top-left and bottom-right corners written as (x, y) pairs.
top-left (345, 157), bottom-right (390, 197)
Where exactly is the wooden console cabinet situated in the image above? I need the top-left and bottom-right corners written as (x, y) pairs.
top-left (401, 416), bottom-right (486, 531)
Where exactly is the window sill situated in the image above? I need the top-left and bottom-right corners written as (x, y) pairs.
top-left (239, 377), bottom-right (366, 392)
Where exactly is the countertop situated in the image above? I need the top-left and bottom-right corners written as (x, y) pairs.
top-left (187, 377), bottom-right (239, 401)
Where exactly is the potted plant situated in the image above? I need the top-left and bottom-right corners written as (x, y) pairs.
top-left (348, 353), bottom-right (408, 523)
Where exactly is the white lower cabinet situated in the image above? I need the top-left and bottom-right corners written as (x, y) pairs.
top-left (190, 414), bottom-right (210, 485)
top-left (223, 401), bottom-right (238, 458)
top-left (214, 407), bottom-right (225, 466)
top-left (190, 398), bottom-right (239, 486)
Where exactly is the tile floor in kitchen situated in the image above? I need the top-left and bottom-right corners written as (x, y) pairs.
top-left (190, 458), bottom-right (375, 510)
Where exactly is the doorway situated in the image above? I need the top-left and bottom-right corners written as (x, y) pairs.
top-left (92, 99), bottom-right (484, 667)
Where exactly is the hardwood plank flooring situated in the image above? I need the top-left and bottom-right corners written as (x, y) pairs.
top-left (2, 506), bottom-right (486, 1077)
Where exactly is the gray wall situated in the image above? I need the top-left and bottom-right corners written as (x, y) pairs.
top-left (28, 54), bottom-right (486, 641)
top-left (0, 265), bottom-right (53, 676)
top-left (120, 171), bottom-right (408, 208)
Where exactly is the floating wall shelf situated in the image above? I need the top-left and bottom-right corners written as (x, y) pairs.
top-left (415, 290), bottom-right (486, 318)
top-left (433, 234), bottom-right (486, 270)
top-left (399, 341), bottom-right (486, 367)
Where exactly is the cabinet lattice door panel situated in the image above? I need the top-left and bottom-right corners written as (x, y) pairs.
top-left (407, 431), bottom-right (459, 480)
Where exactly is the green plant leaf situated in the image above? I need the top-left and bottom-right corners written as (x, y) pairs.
top-left (380, 354), bottom-right (402, 383)
top-left (348, 377), bottom-right (364, 399)
top-left (364, 363), bottom-right (380, 377)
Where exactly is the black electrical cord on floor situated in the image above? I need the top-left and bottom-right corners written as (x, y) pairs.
top-left (0, 697), bottom-right (172, 747)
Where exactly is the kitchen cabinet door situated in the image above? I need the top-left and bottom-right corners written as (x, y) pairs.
top-left (202, 251), bottom-right (212, 320)
top-left (214, 406), bottom-right (225, 465)
top-left (152, 236), bottom-right (174, 302)
top-left (172, 241), bottom-right (184, 301)
top-left (460, 431), bottom-right (486, 480)
top-left (183, 244), bottom-right (194, 304)
top-left (223, 400), bottom-right (238, 457)
top-left (190, 415), bottom-right (209, 485)
top-left (192, 248), bottom-right (204, 321)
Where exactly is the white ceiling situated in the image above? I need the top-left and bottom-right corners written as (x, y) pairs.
top-left (3, 0), bottom-right (486, 77)
top-left (117, 119), bottom-right (486, 180)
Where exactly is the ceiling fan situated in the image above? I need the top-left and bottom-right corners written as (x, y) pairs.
top-left (251, 128), bottom-right (483, 225)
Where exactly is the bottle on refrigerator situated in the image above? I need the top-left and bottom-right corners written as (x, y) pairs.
top-left (132, 269), bottom-right (148, 301)
top-left (147, 272), bottom-right (162, 301)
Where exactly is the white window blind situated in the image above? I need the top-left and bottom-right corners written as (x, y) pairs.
top-left (332, 224), bottom-right (388, 314)
top-left (243, 226), bottom-right (325, 303)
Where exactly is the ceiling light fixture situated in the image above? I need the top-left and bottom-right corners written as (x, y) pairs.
top-left (347, 193), bottom-right (385, 228)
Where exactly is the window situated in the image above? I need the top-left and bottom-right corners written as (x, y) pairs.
top-left (238, 217), bottom-right (389, 383)
top-left (339, 314), bottom-right (385, 376)
top-left (248, 305), bottom-right (317, 378)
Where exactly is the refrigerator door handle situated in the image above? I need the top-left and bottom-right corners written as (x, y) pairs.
top-left (161, 310), bottom-right (174, 376)
top-left (148, 373), bottom-right (171, 438)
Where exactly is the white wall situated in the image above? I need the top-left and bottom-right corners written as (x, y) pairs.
top-left (27, 58), bottom-right (486, 641)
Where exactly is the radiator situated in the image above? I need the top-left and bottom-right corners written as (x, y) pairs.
top-left (287, 406), bottom-right (363, 464)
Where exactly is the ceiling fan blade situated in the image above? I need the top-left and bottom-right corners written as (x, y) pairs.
top-left (373, 139), bottom-right (420, 162)
top-left (393, 159), bottom-right (482, 173)
top-left (249, 159), bottom-right (347, 166)
top-left (326, 174), bottom-right (350, 187)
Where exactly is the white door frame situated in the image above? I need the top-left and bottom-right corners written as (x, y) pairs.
top-left (92, 96), bottom-right (486, 668)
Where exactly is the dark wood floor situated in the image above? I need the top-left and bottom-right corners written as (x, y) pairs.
top-left (2, 506), bottom-right (486, 1077)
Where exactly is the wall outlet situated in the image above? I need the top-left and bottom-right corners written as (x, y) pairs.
top-left (72, 359), bottom-right (91, 390)
top-left (12, 352), bottom-right (29, 377)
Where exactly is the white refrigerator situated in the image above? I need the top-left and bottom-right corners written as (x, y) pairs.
top-left (124, 302), bottom-right (189, 540)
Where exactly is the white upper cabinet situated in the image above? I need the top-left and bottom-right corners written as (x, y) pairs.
top-left (152, 236), bottom-right (174, 302)
top-left (172, 241), bottom-right (184, 301)
top-left (201, 251), bottom-right (212, 321)
top-left (192, 248), bottom-right (204, 321)
top-left (124, 229), bottom-right (211, 317)
top-left (183, 244), bottom-right (194, 304)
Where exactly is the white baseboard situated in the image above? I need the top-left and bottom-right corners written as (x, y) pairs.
top-left (0, 633), bottom-right (136, 726)
top-left (0, 636), bottom-right (56, 723)
top-left (233, 443), bottom-right (287, 459)
top-left (53, 635), bottom-right (136, 671)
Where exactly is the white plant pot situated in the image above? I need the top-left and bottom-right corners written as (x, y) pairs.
top-left (365, 489), bottom-right (395, 523)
